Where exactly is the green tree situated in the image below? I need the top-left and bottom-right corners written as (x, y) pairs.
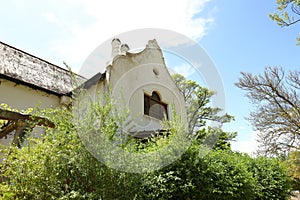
top-left (172, 74), bottom-right (233, 134)
top-left (250, 156), bottom-right (292, 200)
top-left (286, 149), bottom-right (300, 189)
top-left (196, 127), bottom-right (237, 151)
top-left (172, 74), bottom-right (236, 152)
top-left (269, 0), bottom-right (300, 43)
top-left (235, 67), bottom-right (300, 156)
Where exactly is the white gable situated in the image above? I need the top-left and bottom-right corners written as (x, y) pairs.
top-left (86, 39), bottom-right (186, 133)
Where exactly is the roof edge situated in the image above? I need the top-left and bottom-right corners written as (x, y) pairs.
top-left (0, 41), bottom-right (85, 79)
top-left (0, 74), bottom-right (67, 97)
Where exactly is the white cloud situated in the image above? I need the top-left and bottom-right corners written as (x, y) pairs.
top-left (42, 0), bottom-right (214, 71)
top-left (173, 63), bottom-right (196, 78)
top-left (231, 130), bottom-right (259, 155)
top-left (43, 12), bottom-right (59, 24)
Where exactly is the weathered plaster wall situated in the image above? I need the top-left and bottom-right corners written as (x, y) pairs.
top-left (0, 42), bottom-right (77, 148)
top-left (0, 79), bottom-right (61, 147)
top-left (0, 78), bottom-right (60, 110)
top-left (107, 40), bottom-right (186, 131)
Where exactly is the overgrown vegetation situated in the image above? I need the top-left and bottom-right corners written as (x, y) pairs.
top-left (0, 82), bottom-right (293, 199)
top-left (236, 67), bottom-right (300, 191)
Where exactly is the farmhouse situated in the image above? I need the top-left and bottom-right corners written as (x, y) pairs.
top-left (0, 39), bottom-right (186, 146)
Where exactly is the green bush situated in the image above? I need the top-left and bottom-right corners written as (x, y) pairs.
top-left (140, 148), bottom-right (256, 200)
top-left (0, 104), bottom-right (293, 199)
top-left (139, 146), bottom-right (292, 200)
top-left (0, 107), bottom-right (141, 199)
top-left (249, 156), bottom-right (292, 200)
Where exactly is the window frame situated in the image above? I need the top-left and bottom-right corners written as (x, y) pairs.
top-left (144, 91), bottom-right (168, 121)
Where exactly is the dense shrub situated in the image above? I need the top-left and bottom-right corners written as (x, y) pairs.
top-left (0, 108), bottom-right (141, 199)
top-left (0, 106), bottom-right (292, 199)
top-left (140, 149), bottom-right (256, 200)
top-left (249, 156), bottom-right (292, 200)
top-left (140, 149), bottom-right (292, 200)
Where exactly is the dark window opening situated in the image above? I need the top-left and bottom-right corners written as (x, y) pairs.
top-left (144, 91), bottom-right (168, 120)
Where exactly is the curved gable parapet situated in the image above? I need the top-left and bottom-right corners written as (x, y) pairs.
top-left (109, 39), bottom-right (165, 79)
top-left (108, 39), bottom-right (187, 132)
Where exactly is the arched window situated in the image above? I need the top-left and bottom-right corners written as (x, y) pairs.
top-left (144, 91), bottom-right (168, 120)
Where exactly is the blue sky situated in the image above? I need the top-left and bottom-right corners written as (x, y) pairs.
top-left (200, 0), bottom-right (300, 153)
top-left (1, 0), bottom-right (299, 154)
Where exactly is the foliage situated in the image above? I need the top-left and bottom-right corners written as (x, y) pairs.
top-left (0, 74), bottom-right (293, 199)
top-left (0, 103), bottom-right (28, 133)
top-left (236, 67), bottom-right (300, 156)
top-left (195, 127), bottom-right (237, 151)
top-left (0, 94), bottom-right (191, 199)
top-left (269, 0), bottom-right (300, 43)
top-left (0, 106), bottom-right (142, 199)
top-left (249, 156), bottom-right (292, 200)
top-left (286, 149), bottom-right (300, 189)
top-left (172, 73), bottom-right (237, 159)
top-left (0, 103), bottom-right (293, 199)
top-left (172, 74), bottom-right (233, 134)
top-left (0, 103), bottom-right (38, 146)
top-left (140, 145), bottom-right (292, 200)
top-left (140, 148), bottom-right (255, 200)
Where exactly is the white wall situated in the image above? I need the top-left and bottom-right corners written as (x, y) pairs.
top-left (106, 40), bottom-right (186, 132)
top-left (0, 78), bottom-right (61, 147)
top-left (0, 78), bottom-right (61, 110)
top-left (0, 39), bottom-right (187, 147)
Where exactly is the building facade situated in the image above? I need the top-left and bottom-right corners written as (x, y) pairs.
top-left (0, 38), bottom-right (186, 145)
